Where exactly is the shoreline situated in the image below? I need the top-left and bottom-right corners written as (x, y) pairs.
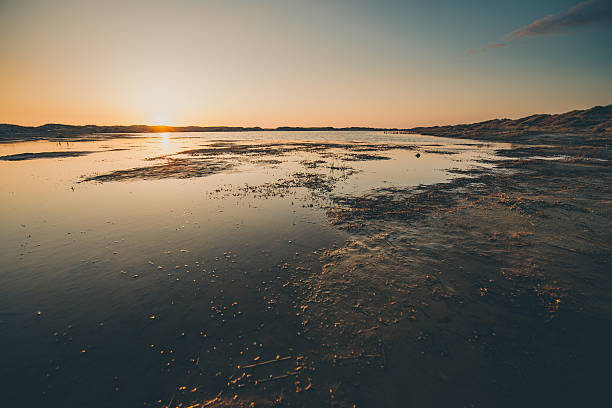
top-left (2, 105), bottom-right (610, 144)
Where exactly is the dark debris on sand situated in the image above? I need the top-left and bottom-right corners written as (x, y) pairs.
top-left (0, 151), bottom-right (96, 161)
top-left (80, 141), bottom-right (412, 183)
top-left (82, 158), bottom-right (235, 182)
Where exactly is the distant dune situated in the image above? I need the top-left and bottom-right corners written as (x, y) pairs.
top-left (0, 124), bottom-right (267, 140)
top-left (0, 123), bottom-right (383, 140)
top-left (1, 105), bottom-right (610, 144)
top-left (408, 105), bottom-right (612, 145)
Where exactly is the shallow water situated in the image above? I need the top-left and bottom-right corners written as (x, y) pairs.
top-left (0, 131), bottom-right (509, 406)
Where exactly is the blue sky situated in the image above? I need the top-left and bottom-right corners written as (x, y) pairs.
top-left (1, 0), bottom-right (610, 126)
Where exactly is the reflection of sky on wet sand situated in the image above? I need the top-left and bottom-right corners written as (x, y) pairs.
top-left (0, 132), bottom-right (505, 256)
top-left (0, 131), bottom-right (507, 322)
top-left (0, 131), bottom-right (509, 406)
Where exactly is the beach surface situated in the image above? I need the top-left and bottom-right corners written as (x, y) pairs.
top-left (1, 130), bottom-right (610, 407)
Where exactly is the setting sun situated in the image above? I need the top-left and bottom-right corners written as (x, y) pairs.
top-left (150, 116), bottom-right (171, 126)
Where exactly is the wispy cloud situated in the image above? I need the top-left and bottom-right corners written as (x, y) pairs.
top-left (471, 0), bottom-right (612, 53)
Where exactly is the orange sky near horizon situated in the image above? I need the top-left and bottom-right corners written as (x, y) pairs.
top-left (1, 0), bottom-right (610, 128)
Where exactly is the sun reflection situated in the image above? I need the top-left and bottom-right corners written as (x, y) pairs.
top-left (159, 133), bottom-right (171, 152)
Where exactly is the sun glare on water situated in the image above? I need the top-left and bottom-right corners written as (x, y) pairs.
top-left (158, 132), bottom-right (172, 152)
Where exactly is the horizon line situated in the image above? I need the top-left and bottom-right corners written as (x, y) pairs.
top-left (2, 103), bottom-right (610, 131)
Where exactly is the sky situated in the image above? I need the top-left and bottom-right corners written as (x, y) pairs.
top-left (1, 0), bottom-right (611, 127)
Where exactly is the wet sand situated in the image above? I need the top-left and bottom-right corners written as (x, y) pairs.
top-left (0, 132), bottom-right (610, 407)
